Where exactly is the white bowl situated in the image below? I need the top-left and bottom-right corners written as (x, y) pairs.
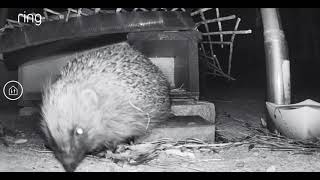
top-left (266, 99), bottom-right (320, 140)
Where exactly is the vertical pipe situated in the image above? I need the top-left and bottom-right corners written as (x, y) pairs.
top-left (260, 8), bottom-right (291, 105)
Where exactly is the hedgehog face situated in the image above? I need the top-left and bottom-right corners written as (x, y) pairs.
top-left (46, 126), bottom-right (89, 172)
top-left (41, 87), bottom-right (102, 172)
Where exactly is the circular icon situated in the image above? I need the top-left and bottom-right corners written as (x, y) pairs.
top-left (2, 80), bottom-right (24, 101)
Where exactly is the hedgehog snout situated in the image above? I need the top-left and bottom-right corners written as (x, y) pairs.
top-left (56, 150), bottom-right (86, 172)
top-left (62, 160), bottom-right (77, 172)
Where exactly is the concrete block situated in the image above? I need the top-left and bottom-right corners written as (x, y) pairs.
top-left (171, 101), bottom-right (216, 123)
top-left (138, 116), bottom-right (215, 143)
top-left (138, 101), bottom-right (216, 143)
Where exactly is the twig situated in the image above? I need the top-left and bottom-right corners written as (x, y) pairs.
top-left (202, 30), bottom-right (252, 36)
top-left (216, 8), bottom-right (224, 48)
top-left (200, 53), bottom-right (223, 75)
top-left (213, 55), bottom-right (223, 71)
top-left (195, 15), bottom-right (236, 27)
top-left (65, 9), bottom-right (71, 22)
top-left (199, 42), bottom-right (215, 75)
top-left (6, 19), bottom-right (29, 27)
top-left (2, 23), bottom-right (15, 30)
top-left (86, 155), bottom-right (111, 162)
top-left (199, 10), bottom-right (217, 76)
top-left (93, 8), bottom-right (101, 13)
top-left (197, 158), bottom-right (223, 162)
top-left (77, 8), bottom-right (83, 16)
top-left (203, 55), bottom-right (236, 80)
top-left (116, 8), bottom-right (124, 13)
top-left (67, 8), bottom-right (88, 16)
top-left (29, 148), bottom-right (52, 153)
top-left (139, 8), bottom-right (149, 12)
top-left (43, 8), bottom-right (64, 19)
top-left (228, 18), bottom-right (241, 79)
top-left (174, 142), bottom-right (243, 149)
top-left (182, 166), bottom-right (205, 172)
top-left (191, 8), bottom-right (212, 16)
top-left (145, 113), bottom-right (151, 130)
top-left (201, 41), bottom-right (232, 45)
top-left (128, 98), bottom-right (150, 130)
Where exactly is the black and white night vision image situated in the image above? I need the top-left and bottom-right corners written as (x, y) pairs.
top-left (0, 8), bottom-right (320, 172)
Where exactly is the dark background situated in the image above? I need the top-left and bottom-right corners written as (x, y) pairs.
top-left (1, 8), bottom-right (320, 105)
top-left (209, 8), bottom-right (320, 90)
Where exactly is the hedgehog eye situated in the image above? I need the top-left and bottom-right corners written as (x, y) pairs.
top-left (75, 127), bottom-right (83, 135)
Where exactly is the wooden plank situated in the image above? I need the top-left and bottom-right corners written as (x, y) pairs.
top-left (3, 33), bottom-right (128, 69)
top-left (0, 11), bottom-right (196, 53)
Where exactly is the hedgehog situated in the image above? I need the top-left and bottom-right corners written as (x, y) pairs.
top-left (41, 42), bottom-right (171, 172)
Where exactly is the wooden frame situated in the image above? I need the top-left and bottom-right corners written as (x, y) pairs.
top-left (0, 8), bottom-right (252, 81)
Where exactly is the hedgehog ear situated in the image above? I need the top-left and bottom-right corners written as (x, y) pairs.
top-left (80, 89), bottom-right (99, 108)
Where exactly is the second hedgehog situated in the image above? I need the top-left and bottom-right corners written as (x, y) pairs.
top-left (41, 42), bottom-right (171, 172)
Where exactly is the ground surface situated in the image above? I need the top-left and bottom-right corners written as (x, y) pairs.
top-left (1, 87), bottom-right (320, 172)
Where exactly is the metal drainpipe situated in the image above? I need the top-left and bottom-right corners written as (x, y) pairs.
top-left (261, 8), bottom-right (291, 105)
top-left (261, 8), bottom-right (291, 132)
